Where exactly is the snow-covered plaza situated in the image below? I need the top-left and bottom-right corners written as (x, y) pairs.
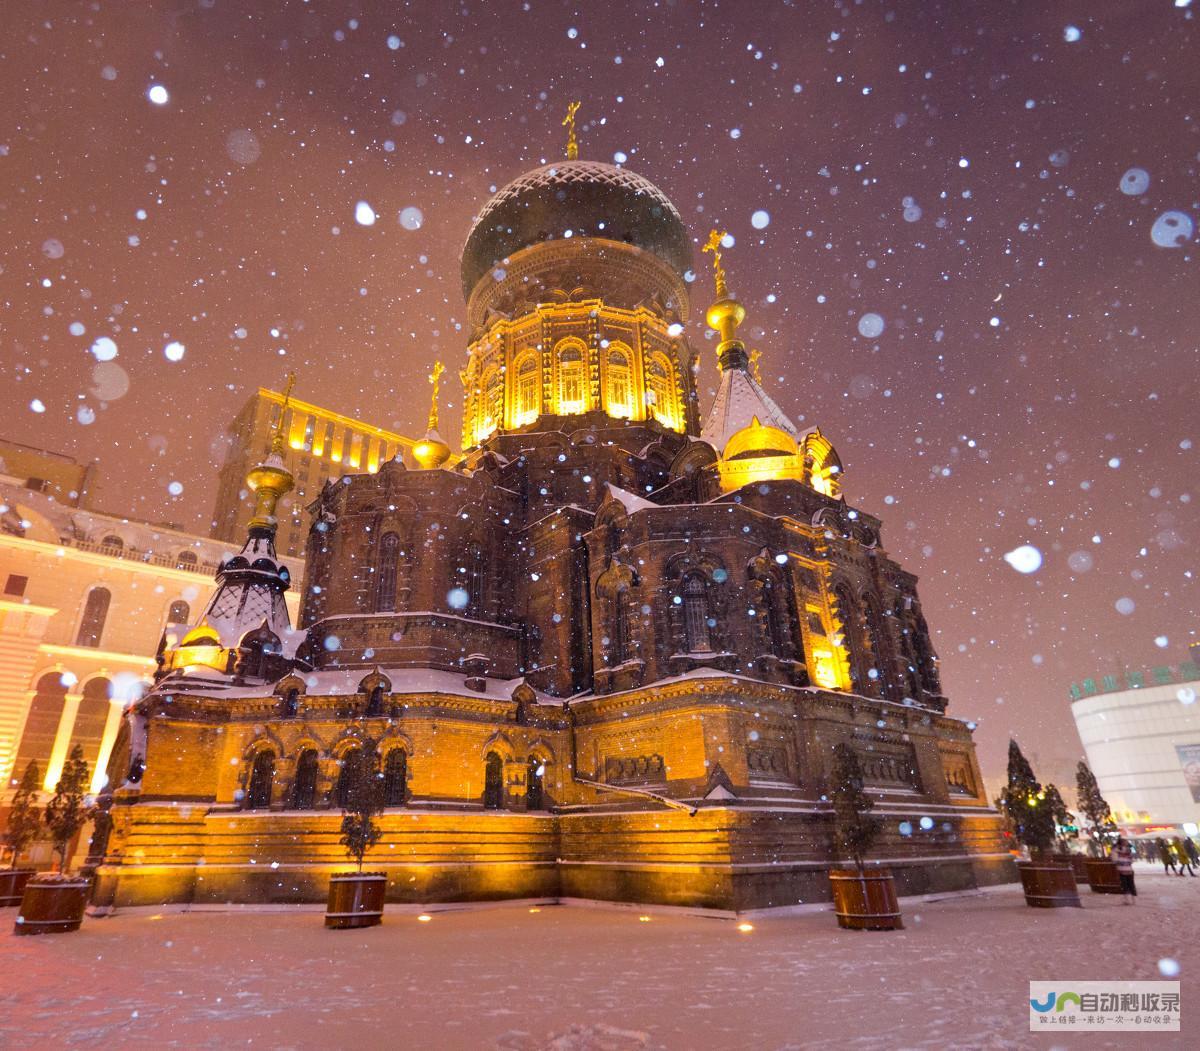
top-left (0, 865), bottom-right (1192, 1049)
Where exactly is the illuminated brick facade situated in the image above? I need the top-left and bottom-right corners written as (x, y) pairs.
top-left (94, 148), bottom-right (1010, 912)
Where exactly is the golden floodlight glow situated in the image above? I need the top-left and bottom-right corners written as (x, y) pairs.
top-left (737, 922), bottom-right (754, 932)
top-left (528, 907), bottom-right (541, 913)
top-left (638, 915), bottom-right (652, 922)
top-left (417, 913), bottom-right (433, 922)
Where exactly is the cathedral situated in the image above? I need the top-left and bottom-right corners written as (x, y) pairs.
top-left (93, 112), bottom-right (1009, 913)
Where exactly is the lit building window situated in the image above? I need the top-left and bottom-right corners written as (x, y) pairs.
top-left (646, 354), bottom-right (681, 431)
top-left (514, 354), bottom-right (540, 426)
top-left (555, 341), bottom-right (588, 415)
top-left (605, 346), bottom-right (634, 418)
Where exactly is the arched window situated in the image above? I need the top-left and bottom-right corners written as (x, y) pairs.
top-left (605, 347), bottom-right (634, 418)
top-left (683, 574), bottom-right (712, 653)
top-left (384, 749), bottom-right (408, 806)
top-left (291, 749), bottom-right (319, 809)
top-left (526, 755), bottom-right (545, 811)
top-left (834, 586), bottom-right (870, 694)
top-left (646, 354), bottom-right (679, 429)
top-left (13, 672), bottom-right (69, 775)
top-left (375, 532), bottom-right (400, 612)
top-left (365, 685), bottom-right (385, 718)
top-left (466, 543), bottom-right (486, 615)
top-left (175, 551), bottom-right (198, 570)
top-left (612, 594), bottom-right (629, 665)
top-left (483, 751), bottom-right (504, 809)
top-left (336, 747), bottom-right (364, 808)
top-left (895, 601), bottom-right (923, 701)
top-left (555, 342), bottom-right (587, 415)
top-left (100, 535), bottom-right (123, 551)
top-left (864, 597), bottom-right (893, 699)
top-left (246, 750), bottom-right (275, 810)
top-left (756, 573), bottom-right (786, 657)
top-left (167, 599), bottom-right (190, 625)
top-left (483, 364), bottom-right (504, 435)
top-left (76, 587), bottom-right (111, 648)
top-left (70, 677), bottom-right (112, 773)
top-left (280, 688), bottom-right (300, 719)
top-left (514, 354), bottom-right (540, 426)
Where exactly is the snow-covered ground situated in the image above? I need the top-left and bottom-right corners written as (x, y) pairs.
top-left (0, 864), bottom-right (1193, 1050)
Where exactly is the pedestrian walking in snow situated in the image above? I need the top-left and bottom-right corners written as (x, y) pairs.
top-left (1172, 837), bottom-right (1197, 877)
top-left (1113, 837), bottom-right (1136, 903)
top-left (1184, 837), bottom-right (1200, 870)
top-left (1157, 837), bottom-right (1178, 874)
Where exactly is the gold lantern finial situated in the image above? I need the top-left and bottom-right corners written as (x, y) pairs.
top-left (702, 229), bottom-right (746, 352)
top-left (563, 100), bottom-right (581, 160)
top-left (426, 360), bottom-right (445, 433)
top-left (247, 373), bottom-right (296, 535)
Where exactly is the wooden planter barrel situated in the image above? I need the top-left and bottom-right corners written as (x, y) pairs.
top-left (325, 872), bottom-right (386, 929)
top-left (0, 869), bottom-right (35, 907)
top-left (1053, 852), bottom-right (1089, 882)
top-left (1017, 860), bottom-right (1081, 908)
top-left (1084, 857), bottom-right (1123, 894)
top-left (829, 869), bottom-right (904, 930)
top-left (14, 877), bottom-right (91, 935)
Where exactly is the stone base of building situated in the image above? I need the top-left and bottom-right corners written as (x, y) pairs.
top-left (92, 804), bottom-right (1016, 914)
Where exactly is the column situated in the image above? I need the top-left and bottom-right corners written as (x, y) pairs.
top-left (90, 698), bottom-right (127, 793)
top-left (43, 692), bottom-right (82, 790)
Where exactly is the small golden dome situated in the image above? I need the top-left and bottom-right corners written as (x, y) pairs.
top-left (413, 431), bottom-right (452, 470)
top-left (706, 295), bottom-right (746, 336)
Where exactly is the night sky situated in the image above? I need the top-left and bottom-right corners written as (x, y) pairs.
top-left (2, 0), bottom-right (1197, 785)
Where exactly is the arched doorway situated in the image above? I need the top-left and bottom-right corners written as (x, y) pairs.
top-left (70, 677), bottom-right (112, 773)
top-left (336, 747), bottom-right (364, 808)
top-left (483, 751), bottom-right (504, 810)
top-left (13, 672), bottom-right (69, 777)
top-left (291, 749), bottom-right (319, 809)
top-left (246, 750), bottom-right (275, 810)
top-left (384, 749), bottom-right (408, 806)
top-left (526, 756), bottom-right (545, 811)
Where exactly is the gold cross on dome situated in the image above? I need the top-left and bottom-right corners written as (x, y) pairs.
top-left (702, 229), bottom-right (729, 299)
top-left (563, 100), bottom-right (581, 160)
top-left (427, 361), bottom-right (445, 432)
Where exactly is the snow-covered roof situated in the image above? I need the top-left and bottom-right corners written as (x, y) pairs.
top-left (604, 483), bottom-right (658, 516)
top-left (701, 366), bottom-right (804, 451)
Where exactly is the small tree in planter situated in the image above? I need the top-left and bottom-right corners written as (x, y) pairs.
top-left (999, 740), bottom-right (1056, 858)
top-left (827, 742), bottom-right (901, 930)
top-left (4, 761), bottom-right (42, 866)
top-left (44, 746), bottom-right (94, 874)
top-left (326, 739), bottom-right (387, 929)
top-left (999, 740), bottom-right (1079, 908)
top-left (1, 762), bottom-right (41, 907)
top-left (14, 746), bottom-right (94, 935)
top-left (1076, 760), bottom-right (1118, 855)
